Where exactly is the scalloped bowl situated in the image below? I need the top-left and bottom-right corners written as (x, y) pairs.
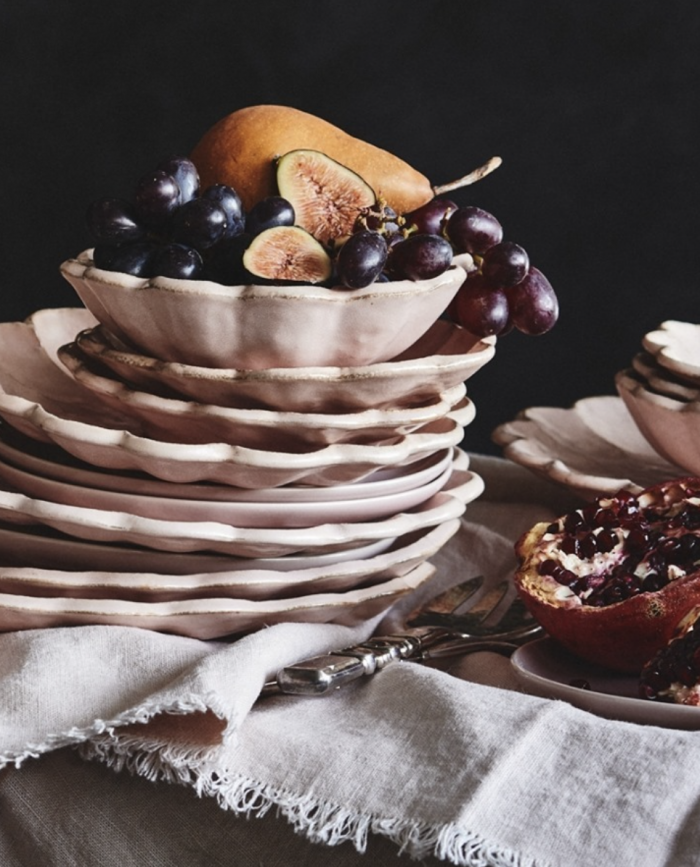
top-left (60, 250), bottom-right (467, 370)
top-left (642, 320), bottom-right (700, 386)
top-left (616, 369), bottom-right (700, 475)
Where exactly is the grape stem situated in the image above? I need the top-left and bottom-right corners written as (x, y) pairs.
top-left (432, 156), bottom-right (502, 196)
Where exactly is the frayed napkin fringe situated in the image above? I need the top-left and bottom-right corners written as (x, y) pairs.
top-left (0, 692), bottom-right (216, 771)
top-left (80, 741), bottom-right (543, 867)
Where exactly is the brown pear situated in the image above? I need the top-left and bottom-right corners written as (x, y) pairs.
top-left (190, 105), bottom-right (435, 215)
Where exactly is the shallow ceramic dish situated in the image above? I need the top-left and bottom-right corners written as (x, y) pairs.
top-left (75, 318), bottom-right (495, 413)
top-left (642, 320), bottom-right (700, 386)
top-left (492, 395), bottom-right (685, 499)
top-left (616, 369), bottom-right (700, 475)
top-left (0, 462), bottom-right (482, 556)
top-left (0, 319), bottom-right (470, 486)
top-left (512, 637), bottom-right (700, 730)
top-left (0, 444), bottom-right (456, 528)
top-left (0, 561), bottom-right (435, 640)
top-left (0, 424), bottom-right (453, 502)
top-left (61, 249), bottom-right (466, 370)
top-left (632, 352), bottom-right (700, 402)
top-left (57, 340), bottom-right (467, 449)
top-left (0, 519), bottom-right (458, 603)
top-left (0, 523), bottom-right (395, 575)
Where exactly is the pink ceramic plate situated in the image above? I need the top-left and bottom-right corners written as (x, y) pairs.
top-left (0, 462), bottom-right (482, 556)
top-left (0, 318), bottom-right (470, 487)
top-left (512, 637), bottom-right (700, 730)
top-left (0, 445), bottom-right (457, 528)
top-left (75, 317), bottom-right (495, 413)
top-left (0, 562), bottom-right (435, 640)
top-left (0, 519), bottom-right (458, 602)
top-left (0, 523), bottom-right (396, 575)
top-left (0, 425), bottom-right (453, 502)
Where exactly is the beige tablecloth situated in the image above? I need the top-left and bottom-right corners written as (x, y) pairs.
top-left (2, 456), bottom-right (698, 867)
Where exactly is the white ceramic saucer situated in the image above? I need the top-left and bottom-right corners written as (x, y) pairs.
top-left (642, 320), bottom-right (700, 386)
top-left (512, 637), bottom-right (700, 730)
top-left (0, 460), bottom-right (482, 556)
top-left (0, 318), bottom-right (470, 487)
top-left (0, 442), bottom-right (457, 528)
top-left (0, 518), bottom-right (458, 603)
top-left (492, 395), bottom-right (685, 499)
top-left (632, 352), bottom-right (700, 402)
top-left (74, 317), bottom-right (495, 412)
top-left (0, 561), bottom-right (435, 640)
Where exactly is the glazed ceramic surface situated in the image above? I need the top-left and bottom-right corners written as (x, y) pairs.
top-left (616, 369), bottom-right (700, 476)
top-left (0, 562), bottom-right (435, 640)
top-left (632, 352), bottom-right (700, 403)
top-left (0, 462), bottom-right (482, 556)
top-left (75, 318), bottom-right (495, 413)
top-left (57, 340), bottom-right (467, 449)
top-left (0, 519), bottom-right (458, 603)
top-left (512, 637), bottom-right (700, 730)
top-left (492, 395), bottom-right (685, 498)
top-left (0, 318), bottom-right (470, 486)
top-left (0, 443), bottom-right (457, 528)
top-left (61, 250), bottom-right (466, 369)
top-left (642, 320), bottom-right (700, 386)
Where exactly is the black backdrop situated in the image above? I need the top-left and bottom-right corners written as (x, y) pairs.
top-left (2, 1), bottom-right (698, 455)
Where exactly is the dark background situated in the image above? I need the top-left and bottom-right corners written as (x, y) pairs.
top-left (1, 1), bottom-right (698, 455)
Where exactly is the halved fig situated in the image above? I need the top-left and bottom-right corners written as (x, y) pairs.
top-left (242, 226), bottom-right (332, 283)
top-left (276, 150), bottom-right (376, 244)
top-left (515, 478), bottom-right (700, 673)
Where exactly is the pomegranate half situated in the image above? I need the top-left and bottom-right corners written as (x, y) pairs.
top-left (515, 478), bottom-right (700, 673)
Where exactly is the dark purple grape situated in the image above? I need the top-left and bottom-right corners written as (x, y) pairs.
top-left (245, 196), bottom-right (295, 236)
top-left (205, 234), bottom-right (254, 285)
top-left (481, 241), bottom-right (530, 288)
top-left (171, 199), bottom-right (227, 250)
top-left (446, 206), bottom-right (503, 255)
top-left (92, 241), bottom-right (157, 277)
top-left (455, 272), bottom-right (510, 337)
top-left (155, 156), bottom-right (200, 203)
top-left (404, 198), bottom-right (457, 235)
top-left (151, 244), bottom-right (204, 280)
top-left (335, 231), bottom-right (388, 289)
top-left (85, 197), bottom-right (145, 245)
top-left (134, 170), bottom-right (182, 229)
top-left (203, 184), bottom-right (245, 240)
top-left (388, 233), bottom-right (453, 281)
top-left (506, 267), bottom-right (559, 335)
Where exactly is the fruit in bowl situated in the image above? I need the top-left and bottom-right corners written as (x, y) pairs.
top-left (64, 105), bottom-right (559, 369)
top-left (514, 478), bottom-right (700, 673)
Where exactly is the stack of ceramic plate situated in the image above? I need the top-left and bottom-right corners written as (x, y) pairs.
top-left (615, 319), bottom-right (700, 476)
top-left (0, 256), bottom-right (495, 638)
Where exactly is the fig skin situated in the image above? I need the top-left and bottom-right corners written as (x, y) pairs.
top-left (514, 478), bottom-right (700, 674)
top-left (190, 105), bottom-right (434, 215)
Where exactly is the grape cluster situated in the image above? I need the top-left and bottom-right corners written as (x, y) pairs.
top-left (337, 197), bottom-right (558, 337)
top-left (86, 156), bottom-right (295, 283)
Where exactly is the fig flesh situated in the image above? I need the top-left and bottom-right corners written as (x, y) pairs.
top-left (276, 150), bottom-right (376, 245)
top-left (515, 478), bottom-right (700, 673)
top-left (242, 226), bottom-right (332, 284)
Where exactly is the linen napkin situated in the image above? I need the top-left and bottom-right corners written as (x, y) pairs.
top-left (3, 456), bottom-right (700, 867)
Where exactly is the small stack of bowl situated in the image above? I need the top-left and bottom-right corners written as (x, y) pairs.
top-left (616, 320), bottom-right (700, 476)
top-left (0, 252), bottom-right (495, 639)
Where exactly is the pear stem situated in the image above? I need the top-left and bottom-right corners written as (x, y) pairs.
top-left (432, 156), bottom-right (502, 196)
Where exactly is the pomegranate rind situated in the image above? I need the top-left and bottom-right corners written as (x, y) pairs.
top-left (515, 479), bottom-right (700, 674)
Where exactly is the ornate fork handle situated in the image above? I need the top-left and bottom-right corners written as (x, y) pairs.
top-left (261, 627), bottom-right (521, 697)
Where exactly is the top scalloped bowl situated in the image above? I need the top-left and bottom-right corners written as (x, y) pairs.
top-left (642, 320), bottom-right (700, 386)
top-left (60, 251), bottom-right (467, 370)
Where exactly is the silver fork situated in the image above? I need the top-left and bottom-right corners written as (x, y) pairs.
top-left (261, 576), bottom-right (543, 697)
